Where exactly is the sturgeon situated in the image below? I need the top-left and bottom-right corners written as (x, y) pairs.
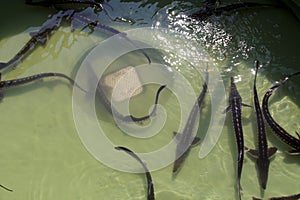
top-left (0, 72), bottom-right (86, 100)
top-left (190, 2), bottom-right (282, 21)
top-left (262, 72), bottom-right (300, 155)
top-left (245, 61), bottom-right (277, 190)
top-left (0, 184), bottom-right (12, 192)
top-left (172, 68), bottom-right (208, 175)
top-left (0, 10), bottom-right (74, 72)
top-left (253, 193), bottom-right (300, 200)
top-left (115, 146), bottom-right (155, 200)
top-left (224, 77), bottom-right (251, 200)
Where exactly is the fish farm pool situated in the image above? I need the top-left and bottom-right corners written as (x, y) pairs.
top-left (0, 0), bottom-right (299, 200)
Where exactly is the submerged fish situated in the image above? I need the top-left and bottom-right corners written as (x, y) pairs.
top-left (0, 184), bottom-right (12, 192)
top-left (245, 61), bottom-right (277, 190)
top-left (262, 71), bottom-right (300, 155)
top-left (0, 72), bottom-right (86, 100)
top-left (0, 10), bottom-right (74, 72)
top-left (26, 0), bottom-right (117, 21)
top-left (172, 68), bottom-right (208, 175)
top-left (96, 80), bottom-right (166, 123)
top-left (253, 193), bottom-right (300, 200)
top-left (203, 0), bottom-right (220, 10)
top-left (87, 64), bottom-right (166, 123)
top-left (224, 77), bottom-right (251, 200)
top-left (72, 14), bottom-right (152, 64)
top-left (115, 146), bottom-right (155, 200)
top-left (121, 84), bottom-right (166, 123)
top-left (25, 0), bottom-right (103, 11)
top-left (190, 2), bottom-right (282, 21)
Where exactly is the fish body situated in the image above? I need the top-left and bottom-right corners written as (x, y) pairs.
top-left (172, 70), bottom-right (208, 174)
top-left (115, 146), bottom-right (155, 200)
top-left (224, 77), bottom-right (250, 200)
top-left (72, 14), bottom-right (151, 64)
top-left (268, 193), bottom-right (300, 200)
top-left (190, 2), bottom-right (282, 21)
top-left (26, 0), bottom-right (118, 22)
top-left (253, 193), bottom-right (300, 200)
top-left (0, 34), bottom-right (44, 71)
top-left (0, 72), bottom-right (86, 100)
top-left (25, 0), bottom-right (103, 11)
top-left (262, 72), bottom-right (300, 155)
top-left (87, 65), bottom-right (166, 123)
top-left (246, 61), bottom-right (277, 190)
top-left (96, 81), bottom-right (166, 123)
top-left (0, 10), bottom-right (73, 71)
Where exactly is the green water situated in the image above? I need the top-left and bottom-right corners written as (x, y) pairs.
top-left (0, 0), bottom-right (300, 200)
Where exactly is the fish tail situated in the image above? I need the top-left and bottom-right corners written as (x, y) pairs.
top-left (140, 49), bottom-right (151, 64)
top-left (237, 181), bottom-right (242, 200)
top-left (149, 84), bottom-right (167, 117)
top-left (237, 153), bottom-right (243, 200)
top-left (53, 73), bottom-right (87, 93)
top-left (127, 84), bottom-right (166, 122)
top-left (288, 71), bottom-right (300, 79)
top-left (0, 184), bottom-right (13, 192)
top-left (121, 36), bottom-right (152, 64)
top-left (102, 2), bottom-right (114, 11)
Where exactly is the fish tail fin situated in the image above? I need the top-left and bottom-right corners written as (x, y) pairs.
top-left (237, 182), bottom-right (243, 200)
top-left (149, 84), bottom-right (167, 117)
top-left (0, 184), bottom-right (13, 192)
top-left (53, 73), bottom-right (88, 93)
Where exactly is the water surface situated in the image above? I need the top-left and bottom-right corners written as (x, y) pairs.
top-left (0, 0), bottom-right (299, 199)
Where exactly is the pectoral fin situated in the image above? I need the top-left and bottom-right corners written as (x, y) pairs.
top-left (286, 149), bottom-right (300, 155)
top-left (295, 131), bottom-right (300, 139)
top-left (173, 132), bottom-right (182, 143)
top-left (29, 31), bottom-right (38, 37)
top-left (38, 36), bottom-right (48, 46)
top-left (223, 106), bottom-right (231, 114)
top-left (191, 137), bottom-right (201, 147)
top-left (267, 147), bottom-right (277, 158)
top-left (242, 103), bottom-right (252, 108)
top-left (245, 147), bottom-right (259, 159)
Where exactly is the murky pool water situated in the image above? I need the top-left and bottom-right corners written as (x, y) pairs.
top-left (0, 0), bottom-right (299, 200)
